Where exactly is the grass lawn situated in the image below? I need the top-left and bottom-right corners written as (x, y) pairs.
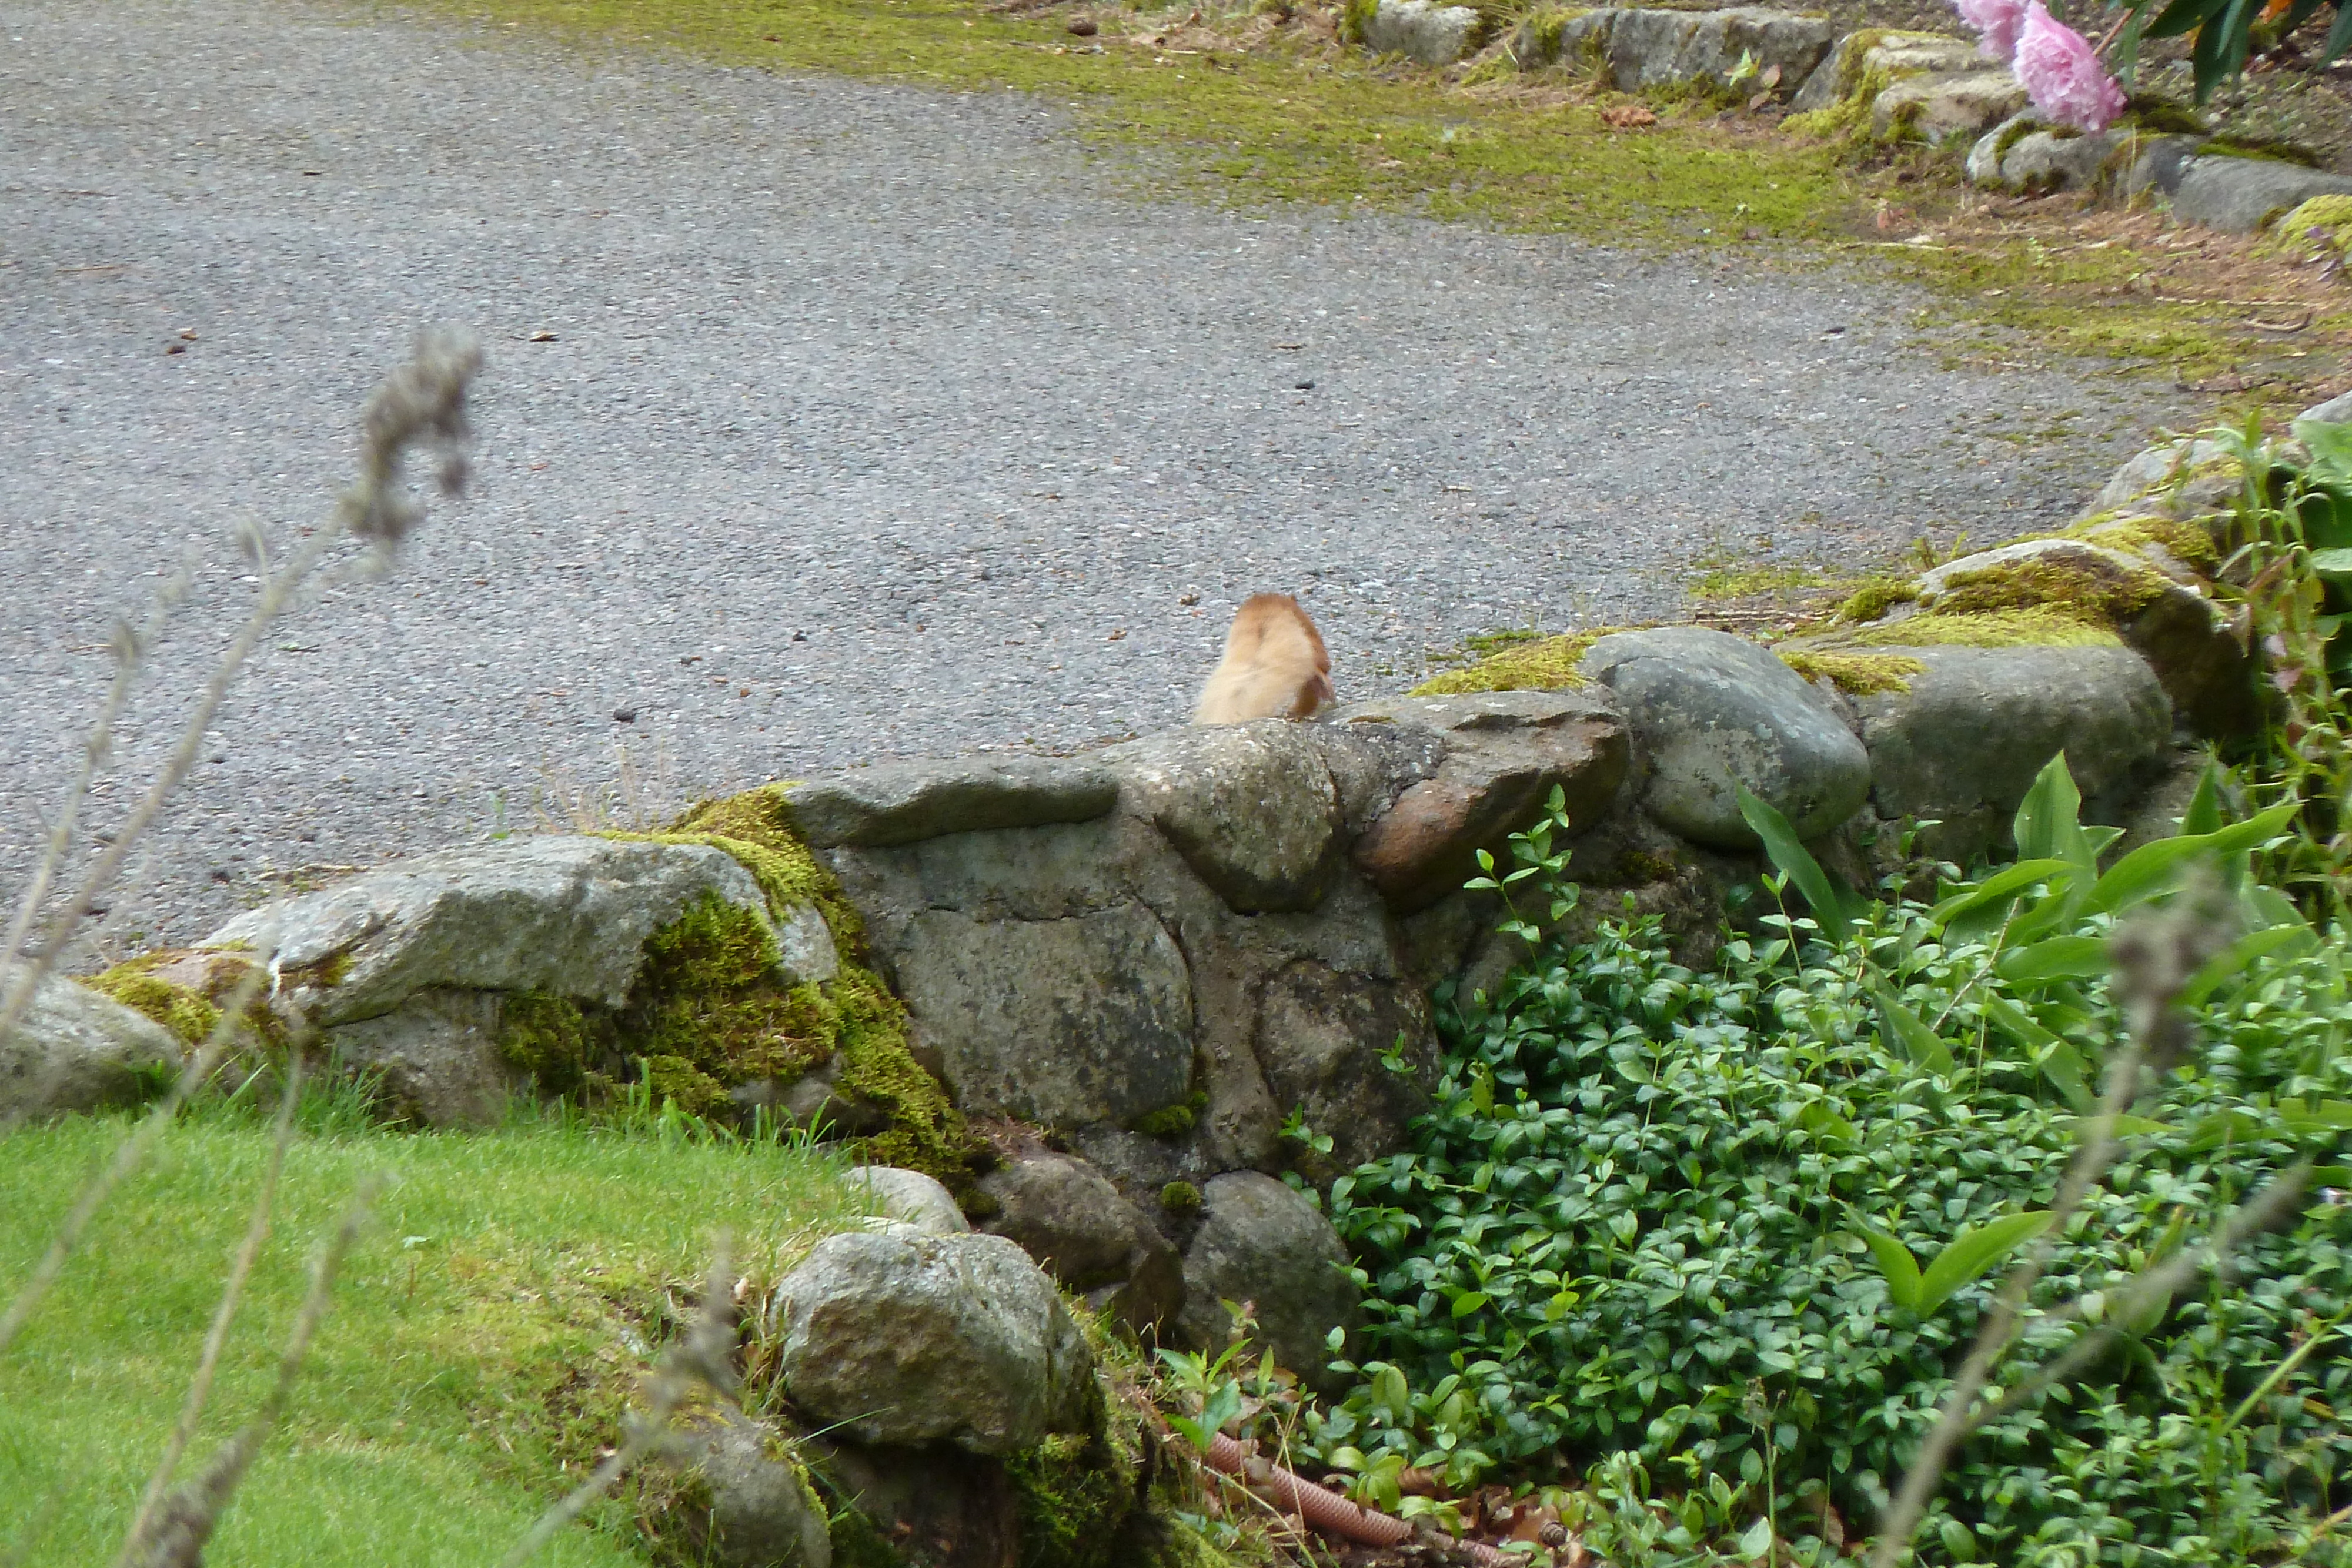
top-left (0, 1096), bottom-right (864, 1566)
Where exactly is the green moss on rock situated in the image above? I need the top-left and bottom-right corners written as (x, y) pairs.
top-left (1927, 551), bottom-right (2169, 624)
top-left (1409, 626), bottom-right (1636, 695)
top-left (1835, 576), bottom-right (1920, 624)
top-left (1130, 1102), bottom-right (1196, 1138)
top-left (1007, 1430), bottom-right (1138, 1568)
top-left (1842, 608), bottom-right (2125, 648)
top-left (1158, 1181), bottom-right (1203, 1216)
top-left (496, 991), bottom-right (601, 1095)
top-left (1775, 647), bottom-right (1927, 696)
top-left (81, 949), bottom-right (282, 1054)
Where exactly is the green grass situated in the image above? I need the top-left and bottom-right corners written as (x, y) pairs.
top-left (0, 1097), bottom-right (864, 1566)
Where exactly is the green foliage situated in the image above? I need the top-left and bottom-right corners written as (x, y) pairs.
top-left (1311, 777), bottom-right (2352, 1563)
top-left (2208, 415), bottom-right (2352, 910)
top-left (2134, 0), bottom-right (2352, 103)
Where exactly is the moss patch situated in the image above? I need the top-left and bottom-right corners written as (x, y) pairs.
top-left (1775, 647), bottom-right (1927, 695)
top-left (1411, 627), bottom-right (1638, 694)
top-left (80, 949), bottom-right (282, 1055)
top-left (1927, 549), bottom-right (2170, 624)
top-left (1007, 1429), bottom-right (1140, 1568)
top-left (828, 964), bottom-right (984, 1182)
top-left (497, 991), bottom-right (602, 1096)
top-left (1159, 1181), bottom-right (1203, 1216)
top-left (2068, 510), bottom-right (2223, 569)
top-left (581, 789), bottom-right (985, 1186)
top-left (1839, 608), bottom-right (2126, 648)
top-left (2267, 193), bottom-right (2352, 262)
top-left (1835, 576), bottom-right (1922, 624)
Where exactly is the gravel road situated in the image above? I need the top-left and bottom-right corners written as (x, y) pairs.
top-left (2, 0), bottom-right (2180, 949)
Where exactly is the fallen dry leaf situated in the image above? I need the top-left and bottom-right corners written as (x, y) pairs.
top-left (1599, 103), bottom-right (1657, 129)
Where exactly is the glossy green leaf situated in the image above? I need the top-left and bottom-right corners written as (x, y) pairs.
top-left (2179, 924), bottom-right (2318, 1007)
top-left (1451, 1291), bottom-right (1491, 1319)
top-left (1736, 780), bottom-right (1855, 946)
top-left (1917, 1211), bottom-right (2054, 1315)
top-left (1930, 858), bottom-right (2078, 926)
top-left (1870, 982), bottom-right (1954, 1074)
top-left (1857, 1225), bottom-right (1922, 1312)
top-left (2013, 754), bottom-right (2094, 870)
top-left (1999, 935), bottom-right (2111, 986)
top-left (1738, 1516), bottom-right (1775, 1560)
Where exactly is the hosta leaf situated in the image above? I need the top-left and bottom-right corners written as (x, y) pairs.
top-left (1917, 1211), bottom-right (2054, 1316)
top-left (1857, 1225), bottom-right (1922, 1312)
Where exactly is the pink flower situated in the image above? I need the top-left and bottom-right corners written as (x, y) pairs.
top-left (2012, 1), bottom-right (2128, 131)
top-left (1954, 0), bottom-right (2029, 61)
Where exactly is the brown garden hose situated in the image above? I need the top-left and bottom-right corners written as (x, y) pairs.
top-left (1202, 1432), bottom-right (1520, 1566)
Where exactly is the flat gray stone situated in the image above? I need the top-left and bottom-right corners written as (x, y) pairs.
top-left (2083, 437), bottom-right (2237, 521)
top-left (2, 965), bottom-right (179, 1122)
top-left (1110, 723), bottom-right (1345, 914)
top-left (205, 835), bottom-right (797, 1025)
top-left (1254, 959), bottom-right (1437, 1169)
top-left (1975, 127), bottom-right (2125, 192)
top-left (653, 1409), bottom-right (833, 1568)
top-left (1361, 0), bottom-right (1479, 63)
top-left (2117, 133), bottom-right (2207, 199)
top-left (892, 901), bottom-right (1194, 1130)
top-left (2301, 387), bottom-right (2352, 424)
top-left (1178, 1172), bottom-right (1360, 1396)
top-left (322, 987), bottom-right (516, 1126)
top-left (1582, 626), bottom-right (1870, 850)
top-left (783, 755), bottom-right (1120, 849)
top-left (2170, 155), bottom-right (2352, 233)
top-left (848, 1165), bottom-right (970, 1235)
top-left (1667, 8), bottom-right (1835, 98)
top-left (767, 1224), bottom-right (1096, 1455)
top-left (1852, 644), bottom-right (2170, 859)
top-left (1788, 29), bottom-right (1977, 112)
top-left (1872, 69), bottom-right (2027, 145)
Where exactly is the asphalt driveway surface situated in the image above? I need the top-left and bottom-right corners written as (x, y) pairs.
top-left (1, 0), bottom-right (2169, 944)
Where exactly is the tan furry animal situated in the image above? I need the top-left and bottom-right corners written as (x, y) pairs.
top-left (1192, 593), bottom-right (1334, 724)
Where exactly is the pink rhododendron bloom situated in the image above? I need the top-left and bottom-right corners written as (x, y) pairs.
top-left (2012, 1), bottom-right (2128, 131)
top-left (1954, 0), bottom-right (2029, 61)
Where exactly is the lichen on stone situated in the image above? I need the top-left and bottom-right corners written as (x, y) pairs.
top-left (2266, 193), bottom-right (2352, 262)
top-left (1775, 647), bottom-right (1927, 695)
top-left (2066, 510), bottom-right (2221, 569)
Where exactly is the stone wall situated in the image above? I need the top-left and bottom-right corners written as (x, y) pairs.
top-left (16, 387), bottom-right (2293, 1379)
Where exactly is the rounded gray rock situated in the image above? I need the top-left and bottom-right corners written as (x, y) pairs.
top-left (204, 835), bottom-right (820, 1027)
top-left (767, 1223), bottom-right (1096, 1455)
top-left (1581, 626), bottom-right (1871, 850)
top-left (978, 1149), bottom-right (1185, 1333)
top-left (847, 1165), bottom-right (970, 1236)
top-left (1178, 1172), bottom-right (1360, 1395)
top-left (1851, 643), bottom-right (2170, 861)
top-left (1, 966), bottom-right (181, 1122)
top-left (653, 1409), bottom-right (833, 1568)
top-left (1111, 724), bottom-right (1345, 914)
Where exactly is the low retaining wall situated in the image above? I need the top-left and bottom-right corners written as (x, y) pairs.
top-left (18, 385), bottom-right (2297, 1368)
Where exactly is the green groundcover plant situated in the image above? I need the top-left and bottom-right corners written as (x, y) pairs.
top-left (1305, 765), bottom-right (2352, 1565)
